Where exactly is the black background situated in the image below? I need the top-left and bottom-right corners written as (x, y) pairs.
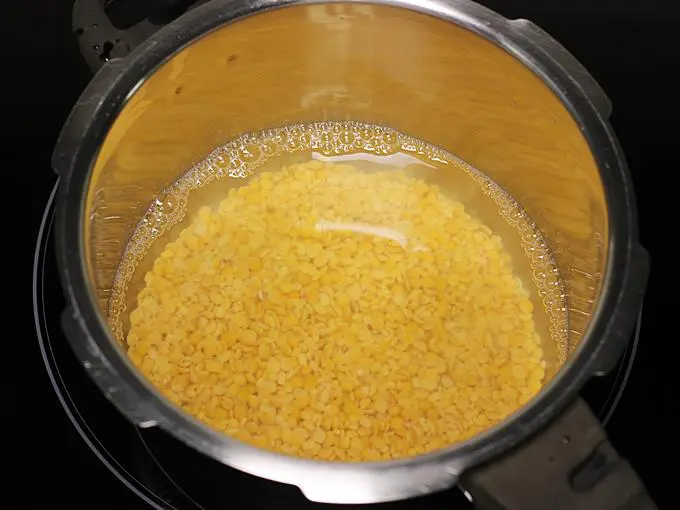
top-left (5, 0), bottom-right (679, 509)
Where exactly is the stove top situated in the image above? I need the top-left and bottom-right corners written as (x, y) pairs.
top-left (10, 1), bottom-right (679, 509)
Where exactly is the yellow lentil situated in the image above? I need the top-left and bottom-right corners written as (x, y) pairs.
top-left (127, 160), bottom-right (545, 462)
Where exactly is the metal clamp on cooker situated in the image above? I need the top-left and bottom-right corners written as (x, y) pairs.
top-left (56, 0), bottom-right (654, 508)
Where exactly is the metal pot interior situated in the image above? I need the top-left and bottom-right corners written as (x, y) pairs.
top-left (82, 2), bottom-right (607, 439)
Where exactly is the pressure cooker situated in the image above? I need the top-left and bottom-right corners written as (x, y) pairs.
top-left (53, 0), bottom-right (654, 508)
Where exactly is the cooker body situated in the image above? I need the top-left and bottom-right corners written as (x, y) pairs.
top-left (54, 0), bottom-right (647, 504)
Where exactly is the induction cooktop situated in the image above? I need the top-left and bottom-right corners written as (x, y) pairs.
top-left (13, 0), bottom-right (678, 509)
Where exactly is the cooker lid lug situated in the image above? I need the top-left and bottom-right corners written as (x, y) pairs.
top-left (510, 18), bottom-right (612, 119)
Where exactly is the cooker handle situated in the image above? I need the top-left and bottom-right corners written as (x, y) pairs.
top-left (72, 0), bottom-right (208, 72)
top-left (460, 398), bottom-right (657, 510)
top-left (510, 19), bottom-right (612, 119)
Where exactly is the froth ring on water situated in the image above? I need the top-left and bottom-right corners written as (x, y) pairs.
top-left (107, 121), bottom-right (568, 362)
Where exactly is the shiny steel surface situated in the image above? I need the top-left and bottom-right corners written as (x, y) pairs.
top-left (54, 0), bottom-right (644, 503)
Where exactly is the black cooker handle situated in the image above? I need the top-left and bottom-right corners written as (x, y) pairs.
top-left (461, 398), bottom-right (657, 510)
